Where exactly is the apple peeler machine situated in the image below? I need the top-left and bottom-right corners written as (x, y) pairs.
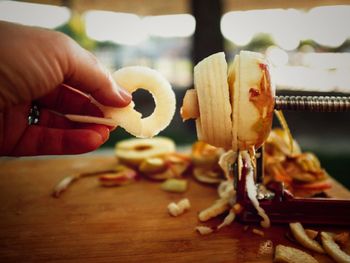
top-left (234, 95), bottom-right (350, 225)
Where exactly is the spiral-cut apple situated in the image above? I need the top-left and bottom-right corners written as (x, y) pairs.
top-left (181, 51), bottom-right (275, 151)
top-left (181, 51), bottom-right (275, 228)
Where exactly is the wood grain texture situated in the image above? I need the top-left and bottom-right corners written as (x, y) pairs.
top-left (0, 155), bottom-right (349, 263)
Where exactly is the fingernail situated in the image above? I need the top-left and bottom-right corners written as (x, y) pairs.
top-left (108, 72), bottom-right (132, 105)
top-left (118, 87), bottom-right (132, 103)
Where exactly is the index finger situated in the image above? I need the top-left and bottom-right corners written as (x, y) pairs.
top-left (61, 38), bottom-right (132, 108)
top-left (37, 84), bottom-right (103, 117)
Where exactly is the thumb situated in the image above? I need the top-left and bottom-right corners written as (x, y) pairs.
top-left (63, 41), bottom-right (132, 108)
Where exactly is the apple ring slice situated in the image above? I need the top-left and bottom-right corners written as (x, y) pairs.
top-left (66, 66), bottom-right (176, 138)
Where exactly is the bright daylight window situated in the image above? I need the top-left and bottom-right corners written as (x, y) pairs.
top-left (1, 1), bottom-right (349, 93)
top-left (221, 6), bottom-right (350, 93)
top-left (0, 1), bottom-right (71, 28)
top-left (83, 11), bottom-right (195, 89)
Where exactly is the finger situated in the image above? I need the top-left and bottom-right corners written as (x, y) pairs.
top-left (10, 125), bottom-right (110, 156)
top-left (39, 108), bottom-right (117, 131)
top-left (0, 103), bottom-right (30, 155)
top-left (62, 41), bottom-right (132, 108)
top-left (37, 84), bottom-right (103, 117)
top-left (37, 86), bottom-right (115, 130)
top-left (38, 108), bottom-right (73, 129)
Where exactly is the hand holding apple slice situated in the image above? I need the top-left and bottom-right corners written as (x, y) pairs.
top-left (66, 66), bottom-right (176, 138)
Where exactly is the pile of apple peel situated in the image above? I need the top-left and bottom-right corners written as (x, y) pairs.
top-left (114, 137), bottom-right (241, 231)
top-left (115, 137), bottom-right (191, 183)
top-left (264, 128), bottom-right (332, 197)
top-left (52, 137), bottom-right (190, 198)
top-left (192, 128), bottom-right (333, 234)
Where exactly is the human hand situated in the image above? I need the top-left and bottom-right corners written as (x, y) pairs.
top-left (0, 21), bottom-right (132, 156)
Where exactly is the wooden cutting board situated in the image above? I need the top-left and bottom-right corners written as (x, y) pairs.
top-left (0, 155), bottom-right (349, 263)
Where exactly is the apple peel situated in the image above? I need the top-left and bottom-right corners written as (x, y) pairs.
top-left (289, 222), bottom-right (324, 254)
top-left (321, 232), bottom-right (350, 263)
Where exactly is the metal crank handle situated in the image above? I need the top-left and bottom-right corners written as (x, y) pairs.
top-left (274, 96), bottom-right (350, 112)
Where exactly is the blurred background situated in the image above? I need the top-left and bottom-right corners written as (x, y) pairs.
top-left (1, 0), bottom-right (350, 186)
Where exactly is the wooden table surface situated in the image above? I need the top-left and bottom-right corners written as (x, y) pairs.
top-left (0, 155), bottom-right (349, 263)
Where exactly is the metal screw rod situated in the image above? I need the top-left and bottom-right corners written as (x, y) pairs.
top-left (274, 96), bottom-right (350, 112)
